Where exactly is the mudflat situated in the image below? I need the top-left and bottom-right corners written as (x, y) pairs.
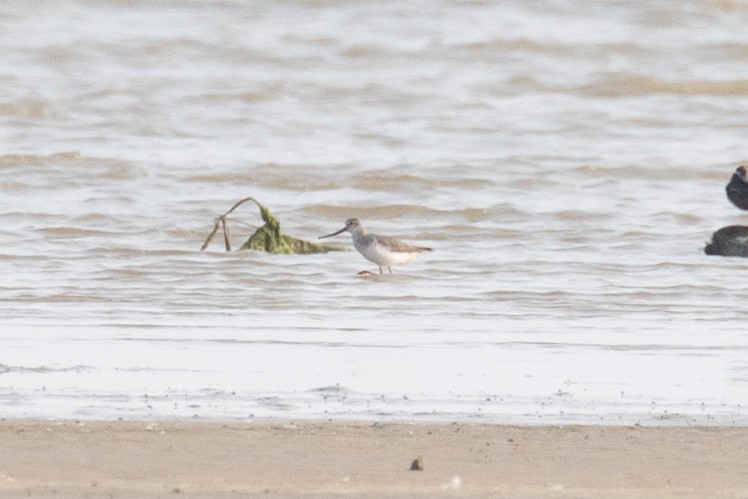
top-left (1, 421), bottom-right (746, 498)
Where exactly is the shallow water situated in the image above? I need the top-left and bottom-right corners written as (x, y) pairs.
top-left (2, 0), bottom-right (748, 424)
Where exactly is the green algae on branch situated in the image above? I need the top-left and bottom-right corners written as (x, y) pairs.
top-left (200, 197), bottom-right (346, 254)
top-left (239, 200), bottom-right (346, 254)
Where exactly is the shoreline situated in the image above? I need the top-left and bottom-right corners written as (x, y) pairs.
top-left (1, 420), bottom-right (747, 498)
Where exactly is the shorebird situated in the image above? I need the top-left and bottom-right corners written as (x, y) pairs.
top-left (726, 165), bottom-right (748, 210)
top-left (319, 218), bottom-right (432, 274)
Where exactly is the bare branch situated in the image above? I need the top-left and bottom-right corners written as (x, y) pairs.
top-left (221, 217), bottom-right (231, 252)
top-left (200, 219), bottom-right (222, 251)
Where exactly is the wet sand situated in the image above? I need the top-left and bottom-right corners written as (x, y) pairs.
top-left (1, 421), bottom-right (746, 498)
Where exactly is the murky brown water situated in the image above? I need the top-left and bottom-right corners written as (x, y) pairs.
top-left (2, 0), bottom-right (748, 424)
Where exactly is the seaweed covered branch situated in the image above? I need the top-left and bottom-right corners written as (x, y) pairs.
top-left (201, 197), bottom-right (346, 254)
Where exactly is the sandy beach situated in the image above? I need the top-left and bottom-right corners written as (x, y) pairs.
top-left (0, 421), bottom-right (746, 498)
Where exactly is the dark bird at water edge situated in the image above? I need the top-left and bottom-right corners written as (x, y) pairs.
top-left (726, 165), bottom-right (748, 210)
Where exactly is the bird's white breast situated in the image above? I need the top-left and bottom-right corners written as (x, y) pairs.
top-left (358, 238), bottom-right (421, 266)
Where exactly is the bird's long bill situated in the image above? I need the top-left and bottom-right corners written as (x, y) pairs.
top-left (319, 226), bottom-right (347, 239)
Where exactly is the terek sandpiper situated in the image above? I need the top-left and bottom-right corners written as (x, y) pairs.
top-left (726, 165), bottom-right (748, 210)
top-left (320, 218), bottom-right (432, 274)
